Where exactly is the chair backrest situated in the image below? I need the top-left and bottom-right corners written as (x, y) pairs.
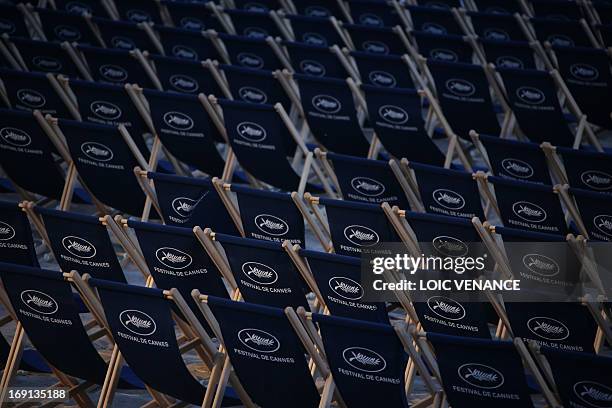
top-left (215, 233), bottom-right (310, 308)
top-left (467, 11), bottom-right (528, 41)
top-left (300, 249), bottom-right (389, 323)
top-left (218, 33), bottom-right (284, 70)
top-left (427, 333), bottom-right (535, 407)
top-left (348, 0), bottom-right (404, 27)
top-left (220, 64), bottom-right (290, 108)
top-left (9, 37), bottom-right (82, 78)
top-left (531, 0), bottom-right (584, 20)
top-left (556, 147), bottom-right (612, 193)
top-left (286, 14), bottom-right (345, 47)
top-left (0, 108), bottom-right (68, 200)
top-left (113, 0), bottom-right (162, 24)
top-left (93, 18), bottom-right (156, 52)
top-left (570, 187), bottom-right (612, 241)
top-left (531, 18), bottom-right (591, 47)
top-left (312, 313), bottom-right (409, 408)
top-left (205, 296), bottom-right (320, 408)
top-left (0, 69), bottom-right (72, 118)
top-left (319, 197), bottom-right (400, 256)
top-left (410, 162), bottom-right (484, 219)
top-left (36, 8), bottom-right (101, 45)
top-left (0, 201), bottom-right (38, 266)
top-left (162, 1), bottom-right (224, 32)
top-left (361, 85), bottom-right (445, 166)
top-left (284, 41), bottom-right (349, 78)
top-left (471, 0), bottom-right (523, 14)
top-left (226, 9), bottom-right (284, 39)
top-left (351, 51), bottom-right (416, 88)
top-left (0, 4), bottom-right (29, 37)
top-left (427, 60), bottom-right (501, 139)
top-left (90, 278), bottom-right (208, 405)
top-left (52, 0), bottom-right (110, 18)
top-left (294, 74), bottom-right (370, 156)
top-left (232, 185), bottom-right (305, 246)
top-left (78, 45), bottom-right (156, 88)
top-left (413, 31), bottom-right (474, 63)
top-left (327, 152), bottom-right (410, 208)
top-left (146, 171), bottom-right (238, 234)
top-left (35, 206), bottom-right (126, 282)
top-left (292, 0), bottom-right (346, 19)
top-left (142, 89), bottom-right (226, 175)
top-left (480, 39), bottom-right (537, 70)
top-left (407, 5), bottom-right (463, 35)
top-left (150, 54), bottom-right (222, 95)
top-left (232, 0), bottom-right (282, 12)
top-left (156, 27), bottom-right (222, 61)
top-left (343, 24), bottom-right (405, 55)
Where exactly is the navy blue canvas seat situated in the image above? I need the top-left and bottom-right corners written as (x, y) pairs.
top-left (470, 0), bottom-right (523, 14)
top-left (427, 60), bottom-right (501, 139)
top-left (150, 54), bottom-right (222, 95)
top-left (480, 39), bottom-right (538, 69)
top-left (0, 69), bottom-right (72, 117)
top-left (231, 0), bottom-right (282, 12)
top-left (0, 201), bottom-right (38, 266)
top-left (77, 45), bottom-right (157, 88)
top-left (90, 279), bottom-right (239, 406)
top-left (553, 46), bottom-right (612, 130)
top-left (146, 171), bottom-right (238, 234)
top-left (312, 313), bottom-right (409, 407)
top-left (300, 249), bottom-right (388, 322)
top-left (220, 64), bottom-right (290, 108)
top-left (427, 333), bottom-right (535, 407)
top-left (0, 4), bottom-right (29, 37)
top-left (35, 207), bottom-right (126, 282)
top-left (348, 0), bottom-right (404, 27)
top-left (0, 264), bottom-right (144, 391)
top-left (556, 147), bottom-right (612, 193)
top-left (0, 109), bottom-right (70, 201)
top-left (294, 74), bottom-right (370, 156)
top-left (232, 185), bottom-right (305, 246)
top-left (284, 41), bottom-right (350, 78)
top-left (213, 233), bottom-right (310, 308)
top-left (407, 5), bottom-right (463, 36)
top-left (162, 0), bottom-right (224, 31)
top-left (226, 9), bottom-right (283, 39)
top-left (541, 348), bottom-right (612, 407)
top-left (530, 0), bottom-right (584, 21)
top-left (204, 296), bottom-right (320, 407)
top-left (143, 89), bottom-right (226, 175)
top-left (156, 26), bottom-right (221, 61)
top-left (292, 0), bottom-right (346, 19)
top-left (8, 37), bottom-right (83, 78)
top-left (113, 0), bottom-right (162, 24)
top-left (488, 177), bottom-right (568, 234)
top-left (409, 162), bottom-right (484, 219)
top-left (343, 24), bottom-right (406, 55)
top-left (351, 51), bottom-right (416, 88)
top-left (58, 119), bottom-right (148, 215)
top-left (362, 85), bottom-right (446, 165)
top-left (467, 11), bottom-right (529, 42)
top-left (497, 67), bottom-right (576, 147)
top-left (319, 197), bottom-right (401, 256)
top-left (285, 14), bottom-right (344, 47)
top-left (36, 8), bottom-right (101, 45)
top-left (326, 152), bottom-right (410, 207)
top-left (570, 187), bottom-right (612, 241)
top-left (477, 135), bottom-right (552, 184)
top-left (218, 33), bottom-right (284, 70)
top-left (531, 18), bottom-right (593, 47)
top-left (50, 0), bottom-right (109, 17)
top-left (413, 31), bottom-right (474, 63)
top-left (93, 18), bottom-right (157, 52)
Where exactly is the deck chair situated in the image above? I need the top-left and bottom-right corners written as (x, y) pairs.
top-left (138, 171), bottom-right (238, 233)
top-left (284, 14), bottom-right (346, 47)
top-left (530, 17), bottom-right (599, 47)
top-left (203, 232), bottom-right (311, 308)
top-left (0, 264), bottom-right (145, 406)
top-left (156, 26), bottom-right (223, 61)
top-left (538, 347), bottom-right (612, 407)
top-left (292, 248), bottom-right (389, 322)
top-left (0, 3), bottom-right (31, 38)
top-left (75, 45), bottom-right (160, 89)
top-left (54, 118), bottom-right (150, 215)
top-left (112, 0), bottom-right (163, 24)
top-left (0, 69), bottom-right (74, 118)
top-left (495, 66), bottom-right (601, 149)
top-left (568, 187), bottom-right (612, 241)
top-left (422, 333), bottom-right (556, 408)
top-left (289, 0), bottom-right (349, 19)
top-left (5, 36), bottom-right (85, 78)
top-left (0, 201), bottom-right (38, 266)
top-left (412, 31), bottom-right (475, 63)
top-left (479, 176), bottom-right (570, 235)
top-left (404, 161), bottom-right (485, 219)
top-left (48, 0), bottom-right (113, 18)
top-left (148, 54), bottom-right (223, 95)
top-left (293, 74), bottom-right (370, 156)
top-left (470, 132), bottom-right (552, 184)
top-left (162, 0), bottom-right (225, 31)
top-left (218, 64), bottom-right (290, 108)
top-left (468, 0), bottom-right (524, 14)
top-left (139, 88), bottom-right (226, 176)
top-left (553, 146), bottom-right (612, 192)
top-left (465, 11), bottom-right (530, 41)
top-left (87, 278), bottom-right (244, 407)
top-left (225, 8), bottom-right (286, 39)
top-left (425, 60), bottom-right (502, 139)
top-left (342, 24), bottom-right (409, 55)
top-left (350, 51), bottom-right (419, 88)
top-left (93, 17), bottom-right (160, 52)
top-left (215, 32), bottom-right (286, 70)
top-left (530, 0), bottom-right (585, 20)
top-left (283, 41), bottom-right (352, 78)
top-left (347, 0), bottom-right (407, 28)
top-left (0, 109), bottom-right (77, 202)
top-left (550, 45), bottom-right (612, 130)
top-left (320, 151), bottom-right (411, 208)
top-left (406, 5), bottom-right (464, 35)
top-left (479, 39), bottom-right (539, 69)
top-left (63, 79), bottom-right (150, 156)
top-left (34, 8), bottom-right (102, 45)
top-left (189, 295), bottom-right (320, 408)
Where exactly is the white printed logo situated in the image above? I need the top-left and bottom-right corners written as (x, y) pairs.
top-left (570, 63), bottom-right (599, 81)
top-left (516, 86), bottom-right (545, 105)
top-left (90, 101), bottom-right (122, 120)
top-left (99, 64), bottom-right (128, 82)
top-left (496, 56), bottom-right (523, 69)
top-left (163, 111), bottom-right (194, 131)
top-left (180, 17), bottom-right (205, 30)
top-left (300, 60), bottom-right (326, 77)
top-left (305, 6), bottom-right (330, 17)
top-left (594, 215), bottom-right (612, 238)
top-left (120, 309), bottom-right (156, 335)
top-left (422, 23), bottom-right (447, 35)
top-left (378, 105), bottom-right (409, 125)
top-left (512, 201), bottom-right (547, 223)
top-left (32, 56), bottom-right (62, 72)
top-left (81, 142), bottom-right (114, 162)
top-left (573, 381), bottom-right (612, 408)
top-left (547, 34), bottom-right (574, 47)
top-left (126, 9), bottom-right (150, 23)
top-left (343, 225), bottom-right (380, 247)
top-left (445, 79), bottom-right (475, 97)
top-left (328, 276), bottom-right (364, 300)
top-left (0, 127), bottom-right (32, 147)
top-left (172, 197), bottom-right (198, 218)
top-left (54, 25), bottom-right (81, 41)
top-left (244, 27), bottom-right (268, 39)
top-left (432, 236), bottom-right (469, 257)
top-left (21, 290), bottom-right (58, 315)
top-left (66, 1), bottom-right (92, 14)
top-left (522, 254), bottom-right (560, 277)
top-left (427, 296), bottom-right (466, 320)
top-left (362, 41), bottom-right (389, 54)
top-left (238, 328), bottom-right (280, 353)
top-left (237, 53), bottom-right (264, 69)
top-left (170, 74), bottom-right (198, 93)
top-left (430, 48), bottom-right (458, 62)
top-left (501, 158), bottom-right (534, 179)
top-left (484, 29), bottom-right (509, 41)
top-left (241, 262), bottom-right (278, 285)
top-left (254, 214), bottom-right (289, 236)
top-left (17, 89), bottom-right (46, 108)
top-left (433, 189), bottom-right (466, 210)
top-left (111, 36), bottom-right (136, 50)
top-left (527, 317), bottom-right (569, 341)
top-left (458, 363), bottom-right (505, 389)
top-left (172, 45), bottom-right (198, 60)
top-left (0, 19), bottom-right (16, 34)
top-left (62, 235), bottom-right (97, 259)
top-left (236, 122), bottom-right (267, 142)
top-left (239, 87), bottom-right (267, 103)
top-left (342, 347), bottom-right (386, 372)
top-left (369, 71), bottom-right (396, 87)
top-left (303, 33), bottom-right (327, 46)
top-left (0, 221), bottom-right (16, 241)
top-left (312, 95), bottom-right (341, 114)
top-left (359, 13), bottom-right (383, 26)
top-left (351, 177), bottom-right (385, 197)
top-left (581, 170), bottom-right (612, 191)
top-left (155, 247), bottom-right (193, 269)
